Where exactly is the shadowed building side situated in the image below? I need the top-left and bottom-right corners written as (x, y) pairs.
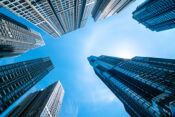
top-left (0, 57), bottom-right (54, 114)
top-left (50, 0), bottom-right (95, 33)
top-left (6, 81), bottom-right (64, 117)
top-left (133, 0), bottom-right (175, 32)
top-left (88, 55), bottom-right (175, 117)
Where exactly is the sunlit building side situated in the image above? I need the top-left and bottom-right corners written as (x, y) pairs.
top-left (0, 13), bottom-right (44, 58)
top-left (6, 81), bottom-right (64, 117)
top-left (0, 0), bottom-right (95, 38)
top-left (92, 0), bottom-right (135, 22)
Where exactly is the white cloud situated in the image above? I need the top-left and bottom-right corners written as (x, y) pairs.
top-left (73, 67), bottom-right (121, 105)
top-left (60, 98), bottom-right (79, 117)
top-left (91, 88), bottom-right (116, 103)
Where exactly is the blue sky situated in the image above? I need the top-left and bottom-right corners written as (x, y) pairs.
top-left (1, 0), bottom-right (175, 117)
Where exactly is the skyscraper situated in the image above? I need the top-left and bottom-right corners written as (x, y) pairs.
top-left (0, 13), bottom-right (44, 58)
top-left (0, 0), bottom-right (95, 38)
top-left (92, 0), bottom-right (135, 22)
top-left (6, 81), bottom-right (64, 117)
top-left (88, 55), bottom-right (175, 117)
top-left (133, 0), bottom-right (175, 32)
top-left (0, 57), bottom-right (54, 114)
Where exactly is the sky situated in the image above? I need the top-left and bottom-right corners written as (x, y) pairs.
top-left (0, 0), bottom-right (175, 117)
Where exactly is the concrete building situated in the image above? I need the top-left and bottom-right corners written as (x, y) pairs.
top-left (0, 13), bottom-right (44, 58)
top-left (92, 0), bottom-right (135, 22)
top-left (0, 0), bottom-right (95, 38)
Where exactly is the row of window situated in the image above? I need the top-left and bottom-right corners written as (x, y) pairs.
top-left (0, 66), bottom-right (52, 111)
top-left (108, 77), bottom-right (158, 116)
top-left (133, 0), bottom-right (175, 21)
top-left (0, 20), bottom-right (42, 48)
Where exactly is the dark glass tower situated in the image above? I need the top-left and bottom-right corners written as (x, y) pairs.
top-left (133, 0), bottom-right (175, 32)
top-left (0, 13), bottom-right (44, 58)
top-left (88, 55), bottom-right (175, 117)
top-left (6, 81), bottom-right (64, 117)
top-left (92, 0), bottom-right (135, 22)
top-left (0, 57), bottom-right (54, 114)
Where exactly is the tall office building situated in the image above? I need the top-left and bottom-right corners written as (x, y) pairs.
top-left (0, 0), bottom-right (95, 38)
top-left (0, 13), bottom-right (44, 58)
top-left (92, 0), bottom-right (135, 22)
top-left (0, 57), bottom-right (54, 114)
top-left (6, 81), bottom-right (64, 117)
top-left (88, 55), bottom-right (175, 117)
top-left (133, 0), bottom-right (175, 32)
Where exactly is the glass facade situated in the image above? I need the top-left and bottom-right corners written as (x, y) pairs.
top-left (0, 13), bottom-right (44, 58)
top-left (0, 57), bottom-right (54, 114)
top-left (49, 0), bottom-right (95, 33)
top-left (88, 55), bottom-right (175, 117)
top-left (92, 0), bottom-right (135, 22)
top-left (0, 0), bottom-right (95, 38)
top-left (133, 0), bottom-right (175, 32)
top-left (6, 81), bottom-right (64, 117)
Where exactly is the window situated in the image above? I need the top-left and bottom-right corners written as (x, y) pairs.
top-left (3, 1), bottom-right (9, 5)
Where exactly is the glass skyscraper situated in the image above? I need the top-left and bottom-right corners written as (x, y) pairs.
top-left (133, 0), bottom-right (175, 32)
top-left (0, 0), bottom-right (95, 38)
top-left (6, 81), bottom-right (64, 117)
top-left (92, 0), bottom-right (135, 22)
top-left (88, 55), bottom-right (175, 117)
top-left (0, 13), bottom-right (44, 58)
top-left (0, 57), bottom-right (54, 114)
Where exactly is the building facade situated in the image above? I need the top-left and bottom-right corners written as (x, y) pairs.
top-left (133, 0), bottom-right (175, 32)
top-left (92, 0), bottom-right (135, 22)
top-left (0, 0), bottom-right (95, 38)
top-left (6, 81), bottom-right (64, 117)
top-left (0, 57), bottom-right (54, 114)
top-left (88, 55), bottom-right (175, 117)
top-left (0, 13), bottom-right (44, 58)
